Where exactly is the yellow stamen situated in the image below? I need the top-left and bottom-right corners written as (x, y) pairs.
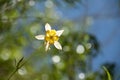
top-left (45, 30), bottom-right (59, 44)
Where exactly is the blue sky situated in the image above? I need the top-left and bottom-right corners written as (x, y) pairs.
top-left (53, 0), bottom-right (120, 77)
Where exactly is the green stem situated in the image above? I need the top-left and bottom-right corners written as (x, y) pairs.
top-left (8, 68), bottom-right (18, 80)
top-left (7, 52), bottom-right (35, 80)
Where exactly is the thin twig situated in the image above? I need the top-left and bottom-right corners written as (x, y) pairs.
top-left (7, 68), bottom-right (18, 80)
top-left (7, 52), bottom-right (35, 80)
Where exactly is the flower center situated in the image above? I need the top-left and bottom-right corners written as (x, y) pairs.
top-left (45, 30), bottom-right (59, 44)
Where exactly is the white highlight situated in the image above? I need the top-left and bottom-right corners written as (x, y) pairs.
top-left (86, 43), bottom-right (92, 49)
top-left (76, 45), bottom-right (85, 54)
top-left (52, 55), bottom-right (60, 63)
top-left (18, 67), bottom-right (27, 75)
top-left (0, 49), bottom-right (11, 60)
top-left (78, 73), bottom-right (85, 79)
top-left (29, 0), bottom-right (35, 6)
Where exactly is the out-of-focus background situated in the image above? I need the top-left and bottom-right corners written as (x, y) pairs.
top-left (0, 0), bottom-right (120, 80)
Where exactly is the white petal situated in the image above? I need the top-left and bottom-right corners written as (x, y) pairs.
top-left (56, 30), bottom-right (64, 36)
top-left (54, 41), bottom-right (62, 50)
top-left (45, 23), bottom-right (51, 31)
top-left (45, 42), bottom-right (50, 51)
top-left (35, 35), bottom-right (45, 40)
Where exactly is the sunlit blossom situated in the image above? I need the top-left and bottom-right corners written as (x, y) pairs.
top-left (35, 23), bottom-right (64, 51)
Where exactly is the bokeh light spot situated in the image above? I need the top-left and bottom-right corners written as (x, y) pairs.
top-left (0, 49), bottom-right (11, 60)
top-left (78, 73), bottom-right (85, 79)
top-left (18, 67), bottom-right (27, 75)
top-left (76, 44), bottom-right (85, 54)
top-left (86, 43), bottom-right (92, 49)
top-left (52, 55), bottom-right (60, 63)
top-left (29, 0), bottom-right (35, 6)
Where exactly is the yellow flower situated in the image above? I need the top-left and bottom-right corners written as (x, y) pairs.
top-left (35, 23), bottom-right (64, 51)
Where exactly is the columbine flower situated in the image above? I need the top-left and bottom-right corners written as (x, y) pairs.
top-left (35, 23), bottom-right (64, 51)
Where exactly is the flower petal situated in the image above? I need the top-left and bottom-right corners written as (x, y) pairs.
top-left (45, 42), bottom-right (50, 51)
top-left (35, 35), bottom-right (45, 40)
top-left (45, 23), bottom-right (51, 31)
top-left (56, 30), bottom-right (64, 36)
top-left (54, 41), bottom-right (62, 50)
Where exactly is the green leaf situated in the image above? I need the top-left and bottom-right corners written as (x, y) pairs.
top-left (16, 57), bottom-right (24, 69)
top-left (103, 66), bottom-right (112, 80)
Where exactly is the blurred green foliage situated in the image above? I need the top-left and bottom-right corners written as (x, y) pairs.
top-left (0, 0), bottom-right (114, 80)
